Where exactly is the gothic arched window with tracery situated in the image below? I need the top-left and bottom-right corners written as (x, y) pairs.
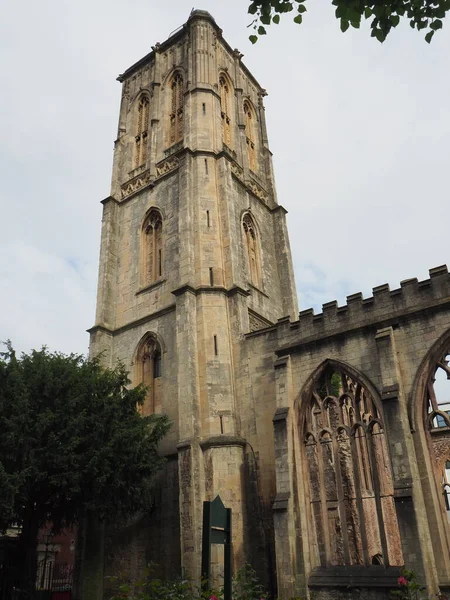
top-left (141, 209), bottom-right (163, 287)
top-left (303, 364), bottom-right (403, 569)
top-left (135, 334), bottom-right (162, 416)
top-left (170, 72), bottom-right (184, 145)
top-left (242, 213), bottom-right (261, 288)
top-left (134, 94), bottom-right (149, 168)
top-left (424, 349), bottom-right (450, 519)
top-left (243, 100), bottom-right (256, 172)
top-left (219, 74), bottom-right (232, 148)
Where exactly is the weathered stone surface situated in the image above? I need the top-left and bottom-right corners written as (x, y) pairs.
top-left (85, 9), bottom-right (450, 600)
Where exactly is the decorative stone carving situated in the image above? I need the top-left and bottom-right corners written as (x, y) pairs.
top-left (231, 162), bottom-right (244, 183)
top-left (121, 169), bottom-right (151, 199)
top-left (230, 162), bottom-right (268, 203)
top-left (156, 157), bottom-right (179, 178)
top-left (246, 178), bottom-right (268, 203)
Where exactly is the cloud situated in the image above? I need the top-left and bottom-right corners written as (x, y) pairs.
top-left (0, 0), bottom-right (448, 354)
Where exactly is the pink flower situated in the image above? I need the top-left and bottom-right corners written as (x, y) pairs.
top-left (398, 576), bottom-right (408, 587)
top-left (209, 596), bottom-right (218, 600)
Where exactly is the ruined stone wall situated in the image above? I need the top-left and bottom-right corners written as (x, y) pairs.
top-left (241, 266), bottom-right (450, 599)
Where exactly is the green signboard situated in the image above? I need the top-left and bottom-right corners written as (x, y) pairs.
top-left (201, 496), bottom-right (232, 600)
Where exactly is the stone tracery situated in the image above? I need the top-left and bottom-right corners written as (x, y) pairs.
top-left (303, 365), bottom-right (403, 568)
top-left (134, 94), bottom-right (150, 168)
top-left (426, 351), bottom-right (450, 430)
top-left (141, 209), bottom-right (163, 287)
top-left (170, 72), bottom-right (184, 145)
top-left (243, 100), bottom-right (256, 172)
top-left (219, 74), bottom-right (232, 148)
top-left (242, 213), bottom-right (261, 289)
top-left (135, 334), bottom-right (162, 416)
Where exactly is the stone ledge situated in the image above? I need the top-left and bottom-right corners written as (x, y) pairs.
top-left (308, 565), bottom-right (402, 588)
top-left (172, 284), bottom-right (250, 298)
top-left (272, 492), bottom-right (290, 511)
top-left (136, 279), bottom-right (166, 296)
top-left (199, 435), bottom-right (247, 451)
top-left (273, 407), bottom-right (289, 422)
top-left (87, 303), bottom-right (176, 336)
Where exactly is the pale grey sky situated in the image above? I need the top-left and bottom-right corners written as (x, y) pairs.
top-left (0, 0), bottom-right (448, 355)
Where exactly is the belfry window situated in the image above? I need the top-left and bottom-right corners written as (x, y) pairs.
top-left (242, 213), bottom-right (261, 288)
top-left (219, 75), bottom-right (232, 148)
top-left (170, 72), bottom-right (184, 145)
top-left (141, 209), bottom-right (163, 287)
top-left (243, 100), bottom-right (256, 172)
top-left (303, 364), bottom-right (403, 568)
top-left (135, 94), bottom-right (149, 168)
top-left (135, 335), bottom-right (162, 416)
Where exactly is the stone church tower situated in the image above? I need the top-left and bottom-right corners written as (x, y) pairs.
top-left (86, 8), bottom-right (450, 600)
top-left (88, 8), bottom-right (298, 593)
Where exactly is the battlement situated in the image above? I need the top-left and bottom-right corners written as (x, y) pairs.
top-left (276, 265), bottom-right (450, 346)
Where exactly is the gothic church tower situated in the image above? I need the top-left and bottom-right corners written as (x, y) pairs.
top-left (88, 9), bottom-right (298, 588)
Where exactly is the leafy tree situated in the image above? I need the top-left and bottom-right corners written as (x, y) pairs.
top-left (247, 0), bottom-right (450, 44)
top-left (0, 343), bottom-right (171, 596)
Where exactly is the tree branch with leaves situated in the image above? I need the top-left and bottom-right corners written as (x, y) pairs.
top-left (248, 0), bottom-right (450, 43)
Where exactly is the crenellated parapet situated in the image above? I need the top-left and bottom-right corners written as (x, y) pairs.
top-left (296, 264), bottom-right (450, 340)
top-left (247, 265), bottom-right (450, 346)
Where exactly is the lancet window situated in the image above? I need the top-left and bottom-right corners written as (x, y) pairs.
top-left (219, 75), bottom-right (232, 148)
top-left (243, 100), bottom-right (256, 172)
top-left (135, 334), bottom-right (162, 416)
top-left (242, 213), bottom-right (261, 288)
top-left (134, 94), bottom-right (150, 168)
top-left (303, 364), bottom-right (403, 568)
top-left (170, 72), bottom-right (184, 145)
top-left (141, 209), bottom-right (163, 287)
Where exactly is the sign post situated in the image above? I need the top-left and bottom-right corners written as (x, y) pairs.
top-left (201, 496), bottom-right (232, 600)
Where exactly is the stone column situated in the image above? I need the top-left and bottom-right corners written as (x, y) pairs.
top-left (375, 326), bottom-right (439, 592)
top-left (272, 356), bottom-right (305, 599)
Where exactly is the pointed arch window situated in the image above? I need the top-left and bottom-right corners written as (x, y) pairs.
top-left (424, 348), bottom-right (450, 522)
top-left (135, 94), bottom-right (150, 168)
top-left (303, 364), bottom-right (403, 568)
top-left (243, 100), bottom-right (256, 172)
top-left (135, 335), bottom-right (162, 416)
top-left (242, 213), bottom-right (261, 288)
top-left (170, 72), bottom-right (184, 145)
top-left (219, 75), bottom-right (232, 148)
top-left (141, 209), bottom-right (163, 287)
top-left (425, 351), bottom-right (450, 430)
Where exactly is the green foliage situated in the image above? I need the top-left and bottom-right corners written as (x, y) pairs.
top-left (233, 563), bottom-right (266, 600)
top-left (0, 342), bottom-right (171, 532)
top-left (330, 372), bottom-right (342, 397)
top-left (391, 569), bottom-right (427, 600)
top-left (108, 563), bottom-right (267, 600)
top-left (247, 0), bottom-right (450, 43)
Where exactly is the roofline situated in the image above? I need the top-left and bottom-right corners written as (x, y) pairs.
top-left (117, 11), bottom-right (266, 93)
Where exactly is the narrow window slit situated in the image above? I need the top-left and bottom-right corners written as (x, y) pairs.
top-left (209, 267), bottom-right (214, 286)
top-left (204, 158), bottom-right (208, 174)
top-left (202, 102), bottom-right (206, 114)
top-left (219, 415), bottom-right (224, 434)
top-left (206, 210), bottom-right (210, 227)
top-left (213, 335), bottom-right (218, 356)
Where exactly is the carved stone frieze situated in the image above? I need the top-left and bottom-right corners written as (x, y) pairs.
top-left (246, 178), bottom-right (268, 203)
top-left (156, 157), bottom-right (179, 178)
top-left (121, 169), bottom-right (151, 199)
top-left (230, 162), bottom-right (244, 183)
top-left (230, 162), bottom-right (268, 204)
